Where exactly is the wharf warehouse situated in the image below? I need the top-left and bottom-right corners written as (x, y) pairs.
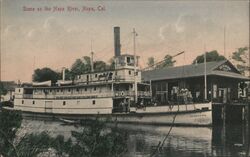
top-left (142, 60), bottom-right (249, 105)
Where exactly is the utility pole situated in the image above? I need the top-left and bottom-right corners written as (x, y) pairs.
top-left (204, 46), bottom-right (207, 101)
top-left (224, 26), bottom-right (226, 58)
top-left (132, 28), bottom-right (138, 103)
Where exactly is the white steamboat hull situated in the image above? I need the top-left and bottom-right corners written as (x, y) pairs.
top-left (12, 99), bottom-right (212, 126)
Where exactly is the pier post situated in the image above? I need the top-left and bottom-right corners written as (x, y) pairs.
top-left (221, 104), bottom-right (227, 150)
top-left (245, 103), bottom-right (250, 157)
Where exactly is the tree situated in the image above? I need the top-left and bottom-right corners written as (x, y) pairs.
top-left (108, 57), bottom-right (115, 70)
top-left (71, 59), bottom-right (86, 77)
top-left (70, 56), bottom-right (115, 78)
top-left (157, 54), bottom-right (176, 68)
top-left (32, 68), bottom-right (61, 84)
top-left (82, 56), bottom-right (91, 72)
top-left (94, 61), bottom-right (107, 72)
top-left (147, 57), bottom-right (155, 67)
top-left (192, 50), bottom-right (226, 64)
top-left (0, 82), bottom-right (7, 96)
top-left (231, 47), bottom-right (249, 75)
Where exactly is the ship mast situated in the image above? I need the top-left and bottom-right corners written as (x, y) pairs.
top-left (132, 28), bottom-right (138, 103)
top-left (90, 40), bottom-right (94, 72)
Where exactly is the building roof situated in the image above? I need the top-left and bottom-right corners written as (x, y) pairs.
top-left (142, 60), bottom-right (249, 81)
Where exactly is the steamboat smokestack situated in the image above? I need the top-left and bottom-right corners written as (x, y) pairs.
top-left (62, 67), bottom-right (65, 81)
top-left (114, 27), bottom-right (121, 57)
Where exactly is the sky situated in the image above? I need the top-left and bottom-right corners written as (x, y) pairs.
top-left (1, 0), bottom-right (249, 82)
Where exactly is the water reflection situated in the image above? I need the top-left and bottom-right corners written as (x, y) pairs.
top-left (18, 120), bottom-right (249, 157)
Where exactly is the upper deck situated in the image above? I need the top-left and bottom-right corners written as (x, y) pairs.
top-left (74, 54), bottom-right (141, 85)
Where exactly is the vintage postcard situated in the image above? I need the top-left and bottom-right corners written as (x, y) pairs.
top-left (0, 0), bottom-right (249, 157)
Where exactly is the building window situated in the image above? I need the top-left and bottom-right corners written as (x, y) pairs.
top-left (32, 101), bottom-right (35, 105)
top-left (92, 100), bottom-right (95, 105)
top-left (22, 100), bottom-right (24, 104)
top-left (128, 71), bottom-right (131, 75)
top-left (63, 101), bottom-right (66, 106)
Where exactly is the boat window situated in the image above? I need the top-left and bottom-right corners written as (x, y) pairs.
top-left (85, 88), bottom-right (87, 91)
top-left (49, 89), bottom-right (52, 93)
top-left (94, 87), bottom-right (96, 91)
top-left (61, 89), bottom-right (63, 92)
top-left (92, 100), bottom-right (95, 105)
top-left (95, 74), bottom-right (98, 78)
top-left (22, 100), bottom-right (24, 104)
top-left (33, 101), bottom-right (35, 105)
top-left (19, 89), bottom-right (21, 92)
top-left (127, 57), bottom-right (131, 63)
top-left (128, 70), bottom-right (131, 75)
top-left (68, 89), bottom-right (71, 92)
top-left (63, 101), bottom-right (66, 105)
top-left (76, 88), bottom-right (79, 92)
top-left (57, 89), bottom-right (59, 92)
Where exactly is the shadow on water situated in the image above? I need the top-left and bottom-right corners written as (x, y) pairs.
top-left (0, 110), bottom-right (249, 157)
top-left (212, 124), bottom-right (250, 157)
top-left (115, 123), bottom-right (250, 157)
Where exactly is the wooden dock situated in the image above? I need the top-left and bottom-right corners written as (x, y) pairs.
top-left (212, 102), bottom-right (250, 156)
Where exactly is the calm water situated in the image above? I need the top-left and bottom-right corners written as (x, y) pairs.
top-left (17, 119), bottom-right (250, 157)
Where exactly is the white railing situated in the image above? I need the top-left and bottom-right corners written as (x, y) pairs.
top-left (20, 91), bottom-right (151, 99)
top-left (114, 91), bottom-right (134, 97)
top-left (138, 91), bottom-right (152, 97)
top-left (21, 92), bottom-right (114, 99)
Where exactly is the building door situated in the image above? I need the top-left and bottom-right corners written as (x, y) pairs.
top-left (219, 88), bottom-right (227, 103)
top-left (45, 101), bottom-right (53, 113)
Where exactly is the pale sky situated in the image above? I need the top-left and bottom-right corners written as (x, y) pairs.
top-left (1, 0), bottom-right (249, 82)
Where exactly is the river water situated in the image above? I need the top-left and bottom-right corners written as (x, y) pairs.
top-left (17, 119), bottom-right (250, 157)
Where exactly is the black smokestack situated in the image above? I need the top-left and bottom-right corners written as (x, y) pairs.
top-left (114, 27), bottom-right (121, 57)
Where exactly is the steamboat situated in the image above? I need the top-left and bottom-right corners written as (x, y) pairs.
top-left (11, 27), bottom-right (212, 126)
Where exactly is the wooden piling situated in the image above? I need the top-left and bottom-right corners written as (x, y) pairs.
top-left (245, 103), bottom-right (250, 157)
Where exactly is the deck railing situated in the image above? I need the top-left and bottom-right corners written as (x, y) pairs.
top-left (21, 91), bottom-right (151, 99)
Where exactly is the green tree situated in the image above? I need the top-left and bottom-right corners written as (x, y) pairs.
top-left (0, 110), bottom-right (22, 157)
top-left (0, 82), bottom-right (7, 96)
top-left (32, 68), bottom-right (61, 84)
top-left (108, 57), bottom-right (115, 70)
top-left (82, 56), bottom-right (92, 72)
top-left (192, 50), bottom-right (226, 64)
top-left (147, 57), bottom-right (155, 67)
top-left (94, 61), bottom-right (107, 72)
top-left (71, 59), bottom-right (86, 77)
top-left (231, 47), bottom-right (249, 75)
top-left (157, 54), bottom-right (176, 68)
top-left (71, 56), bottom-right (115, 78)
